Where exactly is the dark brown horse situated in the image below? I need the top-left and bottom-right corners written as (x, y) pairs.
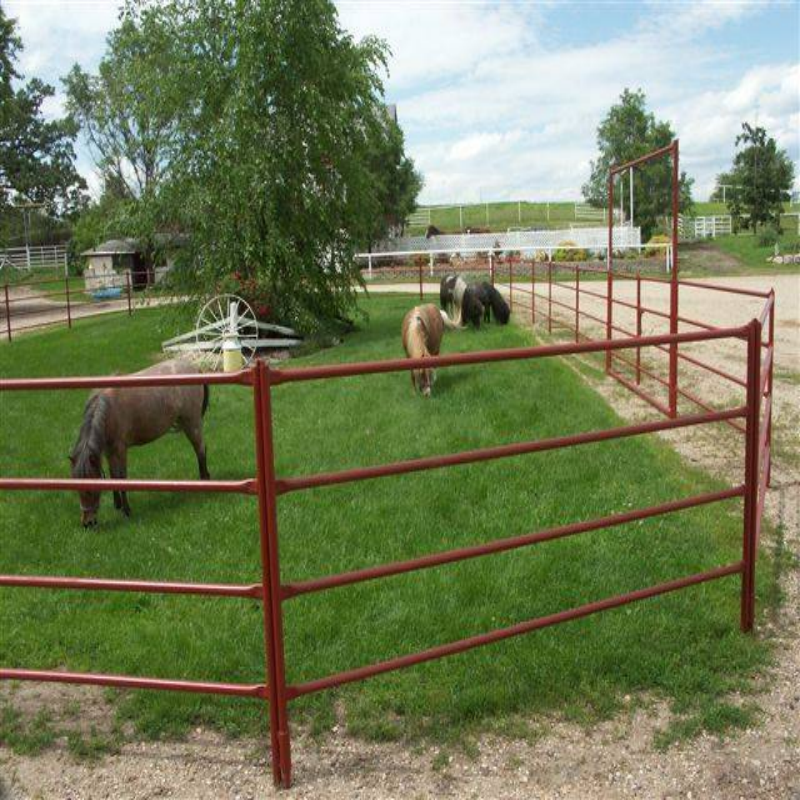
top-left (70, 359), bottom-right (210, 527)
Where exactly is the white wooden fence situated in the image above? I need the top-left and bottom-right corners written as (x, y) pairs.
top-left (372, 225), bottom-right (641, 256)
top-left (678, 215), bottom-right (732, 240)
top-left (358, 236), bottom-right (674, 277)
top-left (0, 244), bottom-right (68, 273)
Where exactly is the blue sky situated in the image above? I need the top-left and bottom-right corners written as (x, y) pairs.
top-left (5, 0), bottom-right (799, 204)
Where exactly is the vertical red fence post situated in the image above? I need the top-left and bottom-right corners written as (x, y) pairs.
top-left (509, 256), bottom-right (514, 313)
top-left (668, 140), bottom-right (680, 418)
top-left (547, 258), bottom-right (552, 333)
top-left (3, 283), bottom-right (10, 341)
top-left (490, 251), bottom-right (495, 286)
top-left (606, 176), bottom-right (614, 373)
top-left (418, 258), bottom-right (423, 301)
top-left (126, 270), bottom-right (132, 316)
top-left (251, 360), bottom-right (284, 785)
top-left (531, 260), bottom-right (535, 326)
top-left (635, 271), bottom-right (642, 384)
top-left (256, 360), bottom-right (292, 787)
top-left (741, 318), bottom-right (761, 632)
top-left (766, 291), bottom-right (775, 487)
top-left (574, 264), bottom-right (579, 342)
top-left (64, 274), bottom-right (72, 329)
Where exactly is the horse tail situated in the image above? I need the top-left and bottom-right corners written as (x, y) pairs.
top-left (202, 384), bottom-right (210, 417)
top-left (439, 309), bottom-right (461, 330)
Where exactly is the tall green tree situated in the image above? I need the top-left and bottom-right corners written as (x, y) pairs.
top-left (368, 113), bottom-right (422, 241)
top-left (0, 5), bottom-right (86, 218)
top-left (582, 89), bottom-right (693, 239)
top-left (709, 171), bottom-right (737, 204)
top-left (122, 0), bottom-right (416, 329)
top-left (64, 15), bottom-right (179, 201)
top-left (727, 123), bottom-right (794, 233)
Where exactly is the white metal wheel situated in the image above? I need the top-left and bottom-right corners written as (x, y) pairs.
top-left (195, 293), bottom-right (259, 364)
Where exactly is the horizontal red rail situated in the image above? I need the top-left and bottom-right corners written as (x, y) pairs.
top-left (541, 292), bottom-right (746, 389)
top-left (611, 350), bottom-right (669, 389)
top-left (0, 477), bottom-right (256, 494)
top-left (0, 574), bottom-right (262, 599)
top-left (0, 668), bottom-right (267, 698)
top-left (610, 142), bottom-right (676, 174)
top-left (673, 385), bottom-right (746, 433)
top-left (678, 279), bottom-right (771, 299)
top-left (608, 369), bottom-right (671, 416)
top-left (282, 486), bottom-right (744, 598)
top-left (277, 407), bottom-right (745, 494)
top-left (273, 327), bottom-right (748, 385)
top-left (287, 561), bottom-right (742, 698)
top-left (0, 371), bottom-right (251, 391)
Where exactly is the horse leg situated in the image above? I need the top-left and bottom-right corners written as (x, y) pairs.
top-left (108, 449), bottom-right (131, 517)
top-left (183, 422), bottom-right (210, 480)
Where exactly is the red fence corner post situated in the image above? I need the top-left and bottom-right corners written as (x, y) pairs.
top-left (741, 318), bottom-right (761, 632)
top-left (531, 261), bottom-right (535, 326)
top-left (668, 140), bottom-right (680, 418)
top-left (574, 264), bottom-right (580, 343)
top-left (253, 359), bottom-right (292, 787)
top-left (3, 283), bottom-right (10, 342)
top-left (547, 259), bottom-right (552, 334)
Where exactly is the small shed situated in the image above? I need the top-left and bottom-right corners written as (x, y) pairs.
top-left (82, 237), bottom-right (178, 291)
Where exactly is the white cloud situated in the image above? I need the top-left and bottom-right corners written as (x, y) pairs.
top-left (337, 2), bottom-right (799, 204)
top-left (337, 1), bottom-right (536, 90)
top-left (5, 0), bottom-right (798, 205)
top-left (5, 0), bottom-right (119, 118)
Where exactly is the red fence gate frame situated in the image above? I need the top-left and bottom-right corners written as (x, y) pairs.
top-left (0, 316), bottom-right (771, 788)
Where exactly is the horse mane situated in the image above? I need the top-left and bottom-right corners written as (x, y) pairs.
top-left (71, 394), bottom-right (110, 477)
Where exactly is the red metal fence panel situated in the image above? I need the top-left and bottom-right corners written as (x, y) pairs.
top-left (0, 142), bottom-right (777, 788)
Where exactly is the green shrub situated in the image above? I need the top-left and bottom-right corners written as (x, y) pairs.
top-left (645, 234), bottom-right (670, 258)
top-left (757, 228), bottom-right (779, 248)
top-left (553, 240), bottom-right (588, 262)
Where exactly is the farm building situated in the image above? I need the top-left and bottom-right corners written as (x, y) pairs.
top-left (82, 235), bottom-right (181, 291)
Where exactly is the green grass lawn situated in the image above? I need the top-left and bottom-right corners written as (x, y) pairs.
top-left (407, 201), bottom-right (583, 235)
top-left (704, 231), bottom-right (800, 273)
top-left (0, 298), bottom-right (775, 752)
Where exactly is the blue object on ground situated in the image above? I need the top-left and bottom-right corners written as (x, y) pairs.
top-left (92, 287), bottom-right (124, 301)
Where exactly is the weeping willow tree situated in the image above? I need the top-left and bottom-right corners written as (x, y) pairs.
top-left (116, 0), bottom-right (419, 330)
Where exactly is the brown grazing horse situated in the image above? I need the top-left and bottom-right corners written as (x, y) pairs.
top-left (401, 304), bottom-right (447, 397)
top-left (70, 359), bottom-right (210, 527)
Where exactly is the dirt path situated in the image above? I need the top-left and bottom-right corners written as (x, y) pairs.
top-left (2, 275), bottom-right (798, 799)
top-left (0, 287), bottom-right (179, 339)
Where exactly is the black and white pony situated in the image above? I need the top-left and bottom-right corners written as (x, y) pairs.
top-left (439, 274), bottom-right (484, 329)
top-left (472, 282), bottom-right (510, 324)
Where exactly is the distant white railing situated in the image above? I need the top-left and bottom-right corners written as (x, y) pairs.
top-left (357, 241), bottom-right (673, 278)
top-left (0, 244), bottom-right (68, 273)
top-left (373, 226), bottom-right (640, 256)
top-left (678, 215), bottom-right (732, 240)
